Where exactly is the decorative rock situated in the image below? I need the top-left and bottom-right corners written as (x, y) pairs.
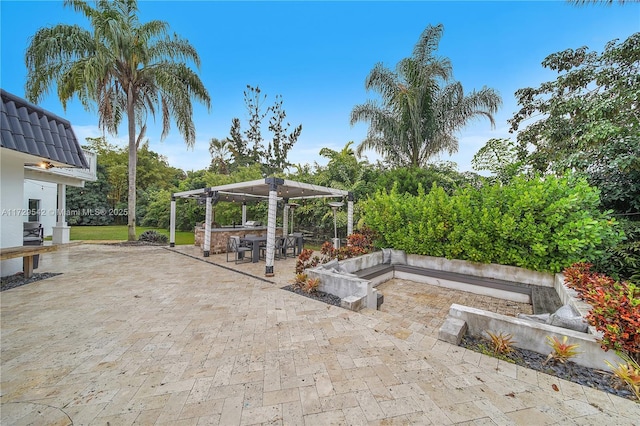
top-left (341, 295), bottom-right (365, 311)
top-left (546, 304), bottom-right (589, 333)
top-left (438, 316), bottom-right (468, 345)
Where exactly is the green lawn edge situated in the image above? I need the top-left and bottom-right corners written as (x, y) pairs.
top-left (69, 225), bottom-right (194, 245)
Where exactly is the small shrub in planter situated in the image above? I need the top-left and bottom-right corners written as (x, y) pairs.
top-left (486, 331), bottom-right (516, 356)
top-left (605, 352), bottom-right (640, 401)
top-left (138, 230), bottom-right (168, 244)
top-left (304, 277), bottom-right (320, 294)
top-left (545, 336), bottom-right (580, 365)
top-left (292, 273), bottom-right (308, 291)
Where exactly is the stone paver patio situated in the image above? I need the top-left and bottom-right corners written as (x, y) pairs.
top-left (1, 244), bottom-right (638, 425)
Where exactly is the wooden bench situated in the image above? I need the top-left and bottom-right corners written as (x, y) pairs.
top-left (0, 245), bottom-right (57, 278)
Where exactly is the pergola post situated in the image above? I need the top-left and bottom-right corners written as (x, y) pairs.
top-left (242, 201), bottom-right (247, 225)
top-left (264, 177), bottom-right (283, 277)
top-left (347, 192), bottom-right (354, 236)
top-left (203, 190), bottom-right (213, 257)
top-left (169, 196), bottom-right (176, 247)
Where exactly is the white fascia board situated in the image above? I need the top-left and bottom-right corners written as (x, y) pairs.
top-left (282, 179), bottom-right (349, 197)
top-left (173, 187), bottom-right (210, 198)
top-left (24, 167), bottom-right (87, 187)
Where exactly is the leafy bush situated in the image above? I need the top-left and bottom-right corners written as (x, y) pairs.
top-left (138, 230), bottom-right (169, 244)
top-left (592, 219), bottom-right (640, 283)
top-left (563, 263), bottom-right (639, 362)
top-left (361, 173), bottom-right (623, 273)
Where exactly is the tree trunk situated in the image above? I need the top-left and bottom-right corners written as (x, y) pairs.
top-left (127, 86), bottom-right (137, 242)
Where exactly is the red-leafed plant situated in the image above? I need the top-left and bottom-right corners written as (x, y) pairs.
top-left (295, 228), bottom-right (376, 273)
top-left (545, 336), bottom-right (580, 365)
top-left (563, 263), bottom-right (639, 363)
top-left (295, 249), bottom-right (321, 274)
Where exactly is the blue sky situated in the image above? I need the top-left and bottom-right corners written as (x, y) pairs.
top-left (1, 1), bottom-right (638, 173)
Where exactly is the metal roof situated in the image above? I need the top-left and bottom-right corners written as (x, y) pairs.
top-left (1, 89), bottom-right (89, 168)
top-left (174, 178), bottom-right (349, 203)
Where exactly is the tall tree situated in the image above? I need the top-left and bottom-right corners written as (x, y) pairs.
top-left (350, 24), bottom-right (501, 168)
top-left (227, 85), bottom-right (302, 175)
top-left (509, 33), bottom-right (639, 214)
top-left (25, 0), bottom-right (210, 240)
top-left (266, 95), bottom-right (302, 175)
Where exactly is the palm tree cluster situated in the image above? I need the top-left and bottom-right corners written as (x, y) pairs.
top-left (25, 0), bottom-right (210, 241)
top-left (351, 24), bottom-right (501, 168)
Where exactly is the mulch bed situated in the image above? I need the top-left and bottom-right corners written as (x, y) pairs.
top-left (281, 285), bottom-right (342, 307)
top-left (1, 272), bottom-right (62, 292)
top-left (460, 334), bottom-right (636, 401)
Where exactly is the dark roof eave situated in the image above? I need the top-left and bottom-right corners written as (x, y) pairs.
top-left (0, 89), bottom-right (89, 169)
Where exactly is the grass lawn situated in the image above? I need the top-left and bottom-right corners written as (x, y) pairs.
top-left (69, 225), bottom-right (194, 245)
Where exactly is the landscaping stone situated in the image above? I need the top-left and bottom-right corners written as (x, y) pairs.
top-left (438, 316), bottom-right (467, 345)
top-left (517, 312), bottom-right (550, 324)
top-left (547, 304), bottom-right (589, 333)
top-left (341, 295), bottom-right (365, 311)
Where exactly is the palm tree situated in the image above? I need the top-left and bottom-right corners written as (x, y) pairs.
top-left (25, 0), bottom-right (210, 241)
top-left (350, 24), bottom-right (501, 168)
top-left (209, 137), bottom-right (231, 174)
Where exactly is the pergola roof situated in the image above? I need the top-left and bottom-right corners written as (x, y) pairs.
top-left (173, 178), bottom-right (349, 203)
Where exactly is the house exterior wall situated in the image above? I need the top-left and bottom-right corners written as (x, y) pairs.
top-left (1, 151), bottom-right (25, 276)
top-left (23, 179), bottom-right (57, 237)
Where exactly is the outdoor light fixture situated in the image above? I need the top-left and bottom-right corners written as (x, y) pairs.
top-left (26, 161), bottom-right (54, 170)
top-left (328, 201), bottom-right (344, 249)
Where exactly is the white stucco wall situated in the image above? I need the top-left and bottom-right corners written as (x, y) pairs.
top-left (24, 179), bottom-right (58, 237)
top-left (1, 151), bottom-right (25, 276)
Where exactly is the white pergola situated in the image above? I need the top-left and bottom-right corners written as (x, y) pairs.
top-left (170, 178), bottom-right (353, 276)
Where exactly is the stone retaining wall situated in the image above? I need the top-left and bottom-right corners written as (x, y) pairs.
top-left (447, 303), bottom-right (620, 370)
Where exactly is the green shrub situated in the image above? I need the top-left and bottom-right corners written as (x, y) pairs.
top-left (361, 173), bottom-right (623, 273)
top-left (591, 219), bottom-right (640, 283)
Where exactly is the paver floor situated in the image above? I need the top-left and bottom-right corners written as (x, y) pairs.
top-left (1, 244), bottom-right (638, 425)
top-left (376, 279), bottom-right (533, 338)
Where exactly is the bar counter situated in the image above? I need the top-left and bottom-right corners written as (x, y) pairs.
top-left (194, 225), bottom-right (283, 254)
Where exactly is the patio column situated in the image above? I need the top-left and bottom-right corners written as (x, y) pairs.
top-left (242, 201), bottom-right (247, 226)
top-left (203, 190), bottom-right (213, 257)
top-left (264, 177), bottom-right (283, 277)
top-left (169, 196), bottom-right (176, 247)
top-left (347, 192), bottom-right (354, 236)
top-left (52, 183), bottom-right (70, 244)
